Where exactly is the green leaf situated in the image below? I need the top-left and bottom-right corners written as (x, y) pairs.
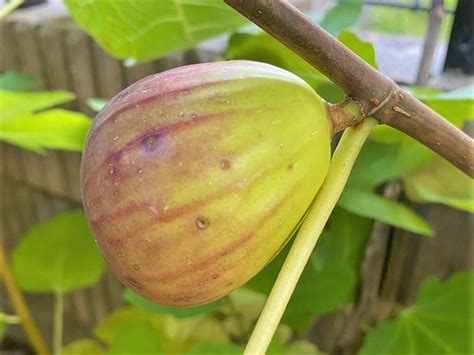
top-left (86, 98), bottom-right (107, 112)
top-left (12, 211), bottom-right (106, 293)
top-left (108, 321), bottom-right (163, 354)
top-left (404, 156), bottom-right (474, 212)
top-left (123, 288), bottom-right (224, 318)
top-left (360, 271), bottom-right (474, 354)
top-left (338, 30), bottom-right (377, 69)
top-left (0, 89), bottom-right (75, 121)
top-left (186, 341), bottom-right (243, 354)
top-left (0, 89), bottom-right (90, 153)
top-left (94, 305), bottom-right (227, 353)
top-left (0, 72), bottom-right (40, 91)
top-left (340, 140), bottom-right (434, 235)
top-left (247, 208), bottom-right (373, 330)
top-left (338, 187), bottom-right (433, 236)
top-left (1, 109), bottom-right (91, 153)
top-left (65, 0), bottom-right (247, 62)
top-left (320, 0), bottom-right (363, 35)
top-left (62, 339), bottom-right (106, 355)
top-left (225, 30), bottom-right (377, 103)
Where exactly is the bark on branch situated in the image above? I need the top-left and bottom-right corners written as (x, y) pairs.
top-left (224, 0), bottom-right (474, 177)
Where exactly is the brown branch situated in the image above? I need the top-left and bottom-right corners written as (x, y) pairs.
top-left (224, 0), bottom-right (474, 177)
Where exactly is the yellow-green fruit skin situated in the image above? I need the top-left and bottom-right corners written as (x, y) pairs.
top-left (80, 60), bottom-right (330, 307)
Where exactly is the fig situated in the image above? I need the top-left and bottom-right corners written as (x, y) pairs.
top-left (80, 60), bottom-right (331, 306)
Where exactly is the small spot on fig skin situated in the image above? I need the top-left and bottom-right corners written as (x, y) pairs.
top-left (220, 159), bottom-right (230, 170)
top-left (133, 264), bottom-right (140, 271)
top-left (191, 113), bottom-right (198, 119)
top-left (212, 273), bottom-right (219, 279)
top-left (145, 135), bottom-right (158, 148)
top-left (109, 166), bottom-right (115, 175)
top-left (113, 190), bottom-right (119, 197)
top-left (187, 261), bottom-right (193, 266)
top-left (113, 135), bottom-right (119, 141)
top-left (179, 112), bottom-right (185, 117)
top-left (278, 143), bottom-right (284, 148)
top-left (288, 163), bottom-right (294, 170)
top-left (199, 282), bottom-right (204, 286)
top-left (195, 216), bottom-right (210, 230)
top-left (311, 131), bottom-right (317, 136)
top-left (137, 168), bottom-right (143, 174)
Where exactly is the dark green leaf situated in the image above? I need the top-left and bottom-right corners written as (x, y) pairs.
top-left (338, 187), bottom-right (433, 236)
top-left (65, 0), bottom-right (247, 62)
top-left (123, 288), bottom-right (224, 318)
top-left (186, 341), bottom-right (243, 354)
top-left (12, 211), bottom-right (105, 293)
top-left (404, 156), bottom-right (474, 212)
top-left (0, 72), bottom-right (40, 91)
top-left (320, 0), bottom-right (363, 35)
top-left (247, 208), bottom-right (373, 330)
top-left (360, 271), bottom-right (474, 354)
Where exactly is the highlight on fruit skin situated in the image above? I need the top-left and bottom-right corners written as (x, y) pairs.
top-left (80, 60), bottom-right (331, 307)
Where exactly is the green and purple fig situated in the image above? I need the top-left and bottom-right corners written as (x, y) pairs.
top-left (81, 60), bottom-right (331, 306)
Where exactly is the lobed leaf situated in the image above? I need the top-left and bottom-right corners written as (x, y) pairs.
top-left (360, 271), bottom-right (474, 354)
top-left (65, 0), bottom-right (247, 62)
top-left (11, 211), bottom-right (105, 293)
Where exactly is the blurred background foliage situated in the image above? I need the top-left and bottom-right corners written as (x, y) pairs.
top-left (1, 0), bottom-right (472, 354)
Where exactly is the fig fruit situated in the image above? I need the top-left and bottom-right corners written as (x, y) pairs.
top-left (81, 60), bottom-right (331, 306)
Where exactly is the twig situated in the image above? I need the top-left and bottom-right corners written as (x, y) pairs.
top-left (0, 0), bottom-right (23, 21)
top-left (244, 118), bottom-right (378, 354)
top-left (0, 246), bottom-right (50, 355)
top-left (224, 0), bottom-right (474, 177)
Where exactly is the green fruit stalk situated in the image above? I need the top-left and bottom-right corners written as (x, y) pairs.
top-left (80, 60), bottom-right (331, 306)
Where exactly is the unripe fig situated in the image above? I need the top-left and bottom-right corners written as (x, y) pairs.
top-left (81, 60), bottom-right (331, 306)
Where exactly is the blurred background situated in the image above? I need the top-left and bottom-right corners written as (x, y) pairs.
top-left (1, 0), bottom-right (472, 354)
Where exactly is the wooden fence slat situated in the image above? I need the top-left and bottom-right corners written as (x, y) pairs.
top-left (66, 29), bottom-right (98, 115)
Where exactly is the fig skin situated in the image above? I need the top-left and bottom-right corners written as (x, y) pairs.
top-left (80, 60), bottom-right (330, 306)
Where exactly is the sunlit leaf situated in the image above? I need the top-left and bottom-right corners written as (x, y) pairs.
top-left (404, 156), bottom-right (474, 212)
top-left (0, 89), bottom-right (74, 121)
top-left (65, 0), bottom-right (247, 62)
top-left (12, 211), bottom-right (106, 293)
top-left (360, 271), bottom-right (474, 354)
top-left (0, 109), bottom-right (91, 153)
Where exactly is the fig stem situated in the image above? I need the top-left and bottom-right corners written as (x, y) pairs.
top-left (0, 246), bottom-right (50, 355)
top-left (326, 98), bottom-right (364, 135)
top-left (244, 117), bottom-right (377, 355)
